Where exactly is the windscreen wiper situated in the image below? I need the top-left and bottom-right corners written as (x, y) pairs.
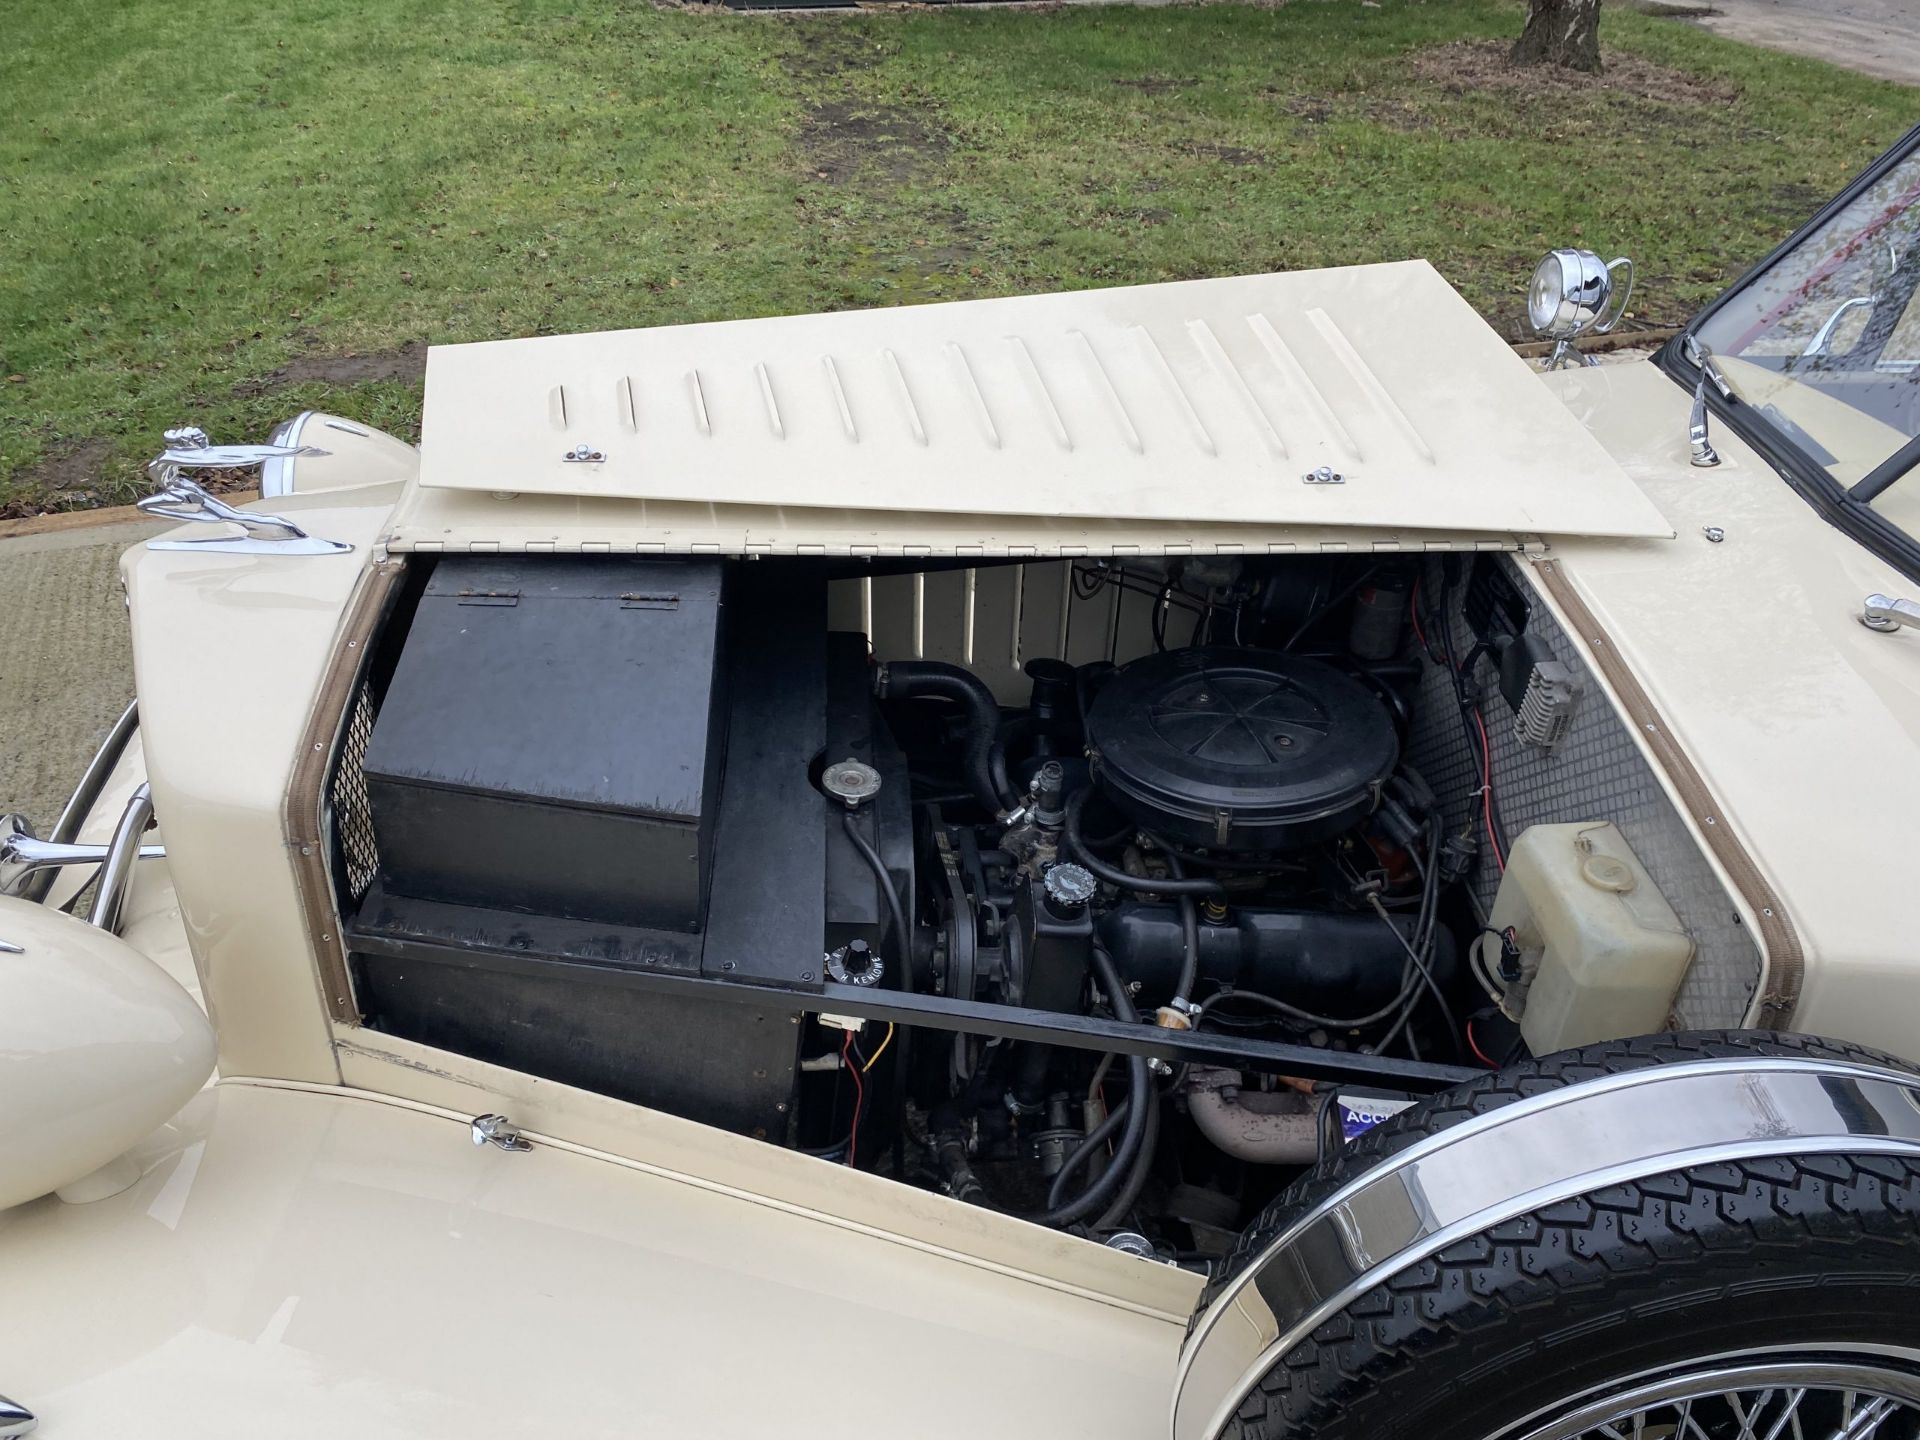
top-left (1682, 335), bottom-right (1735, 468)
top-left (1852, 431), bottom-right (1920, 502)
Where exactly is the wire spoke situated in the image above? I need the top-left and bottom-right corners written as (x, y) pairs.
top-left (1548, 1375), bottom-right (1920, 1440)
top-left (1833, 1396), bottom-right (1898, 1440)
top-left (1676, 1396), bottom-right (1714, 1440)
top-left (1763, 1389), bottom-right (1811, 1440)
top-left (1733, 1390), bottom-right (1777, 1440)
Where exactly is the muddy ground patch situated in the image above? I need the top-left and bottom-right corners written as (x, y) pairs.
top-left (3, 438), bottom-right (113, 518)
top-left (1409, 39), bottom-right (1742, 107)
top-left (231, 341), bottom-right (427, 398)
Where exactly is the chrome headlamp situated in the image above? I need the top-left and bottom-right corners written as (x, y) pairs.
top-left (1527, 248), bottom-right (1635, 368)
top-left (260, 411), bottom-right (318, 497)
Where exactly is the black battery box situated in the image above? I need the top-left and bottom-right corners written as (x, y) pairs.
top-left (360, 557), bottom-right (727, 932)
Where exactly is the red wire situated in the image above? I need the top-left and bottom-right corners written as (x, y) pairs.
top-left (841, 1030), bottom-right (865, 1168)
top-left (1472, 707), bottom-right (1506, 873)
top-left (1466, 1018), bottom-right (1499, 1069)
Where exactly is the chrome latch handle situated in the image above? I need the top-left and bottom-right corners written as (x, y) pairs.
top-left (471, 1114), bottom-right (533, 1152)
top-left (1861, 593), bottom-right (1920, 632)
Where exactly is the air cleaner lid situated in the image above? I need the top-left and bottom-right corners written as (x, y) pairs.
top-left (1085, 647), bottom-right (1399, 851)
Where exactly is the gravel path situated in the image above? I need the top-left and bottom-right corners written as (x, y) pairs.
top-left (0, 523), bottom-right (157, 831)
top-left (1682, 0), bottom-right (1920, 88)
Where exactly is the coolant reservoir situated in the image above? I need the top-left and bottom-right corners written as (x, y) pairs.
top-left (1488, 822), bottom-right (1694, 1053)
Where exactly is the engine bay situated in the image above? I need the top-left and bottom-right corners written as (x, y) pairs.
top-left (333, 549), bottom-right (1728, 1258)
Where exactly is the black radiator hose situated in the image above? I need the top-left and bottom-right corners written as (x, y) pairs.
top-left (1063, 790), bottom-right (1224, 898)
top-left (1019, 941), bottom-right (1155, 1229)
top-left (877, 661), bottom-right (1018, 817)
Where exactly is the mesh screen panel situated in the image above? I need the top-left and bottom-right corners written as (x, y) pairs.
top-left (330, 685), bottom-right (380, 902)
top-left (1406, 556), bottom-right (1762, 1029)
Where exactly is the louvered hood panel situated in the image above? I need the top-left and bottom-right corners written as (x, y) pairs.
top-left (416, 261), bottom-right (1672, 542)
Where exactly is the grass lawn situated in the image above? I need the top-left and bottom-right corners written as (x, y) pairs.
top-left (0, 0), bottom-right (1912, 514)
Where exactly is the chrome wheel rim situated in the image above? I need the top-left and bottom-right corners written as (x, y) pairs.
top-left (1500, 1357), bottom-right (1920, 1440)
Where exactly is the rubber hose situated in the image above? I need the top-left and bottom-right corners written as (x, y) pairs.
top-left (1045, 1094), bottom-right (1133, 1208)
top-left (879, 661), bottom-right (1017, 816)
top-left (1176, 896), bottom-right (1201, 1007)
top-left (842, 811), bottom-right (910, 974)
top-left (1063, 790), bottom-right (1224, 898)
top-left (1019, 943), bottom-right (1151, 1228)
top-left (1149, 839), bottom-right (1204, 1007)
top-left (989, 741), bottom-right (1015, 815)
top-left (1093, 1088), bottom-right (1161, 1231)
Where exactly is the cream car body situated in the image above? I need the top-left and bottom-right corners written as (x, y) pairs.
top-left (5, 137), bottom-right (1920, 1440)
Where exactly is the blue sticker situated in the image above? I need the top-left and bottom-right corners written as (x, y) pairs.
top-left (1337, 1094), bottom-right (1416, 1142)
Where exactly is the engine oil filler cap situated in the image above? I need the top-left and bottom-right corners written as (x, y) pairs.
top-left (1084, 647), bottom-right (1399, 853)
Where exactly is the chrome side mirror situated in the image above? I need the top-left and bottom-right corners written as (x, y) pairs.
top-left (1527, 248), bottom-right (1635, 370)
top-left (138, 427), bottom-right (352, 556)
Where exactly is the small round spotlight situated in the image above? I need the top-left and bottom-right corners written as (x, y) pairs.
top-left (1526, 248), bottom-right (1635, 367)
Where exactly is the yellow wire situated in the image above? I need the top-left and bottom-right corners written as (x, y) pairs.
top-left (861, 1022), bottom-right (895, 1072)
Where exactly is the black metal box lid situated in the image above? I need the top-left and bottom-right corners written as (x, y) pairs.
top-left (360, 556), bottom-right (726, 930)
top-left (364, 557), bottom-right (725, 822)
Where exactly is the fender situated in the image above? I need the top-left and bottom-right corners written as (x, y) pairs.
top-left (1171, 1056), bottom-right (1920, 1440)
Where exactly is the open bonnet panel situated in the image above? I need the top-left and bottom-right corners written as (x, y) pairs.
top-left (386, 260), bottom-right (1672, 557)
top-left (324, 266), bottom-right (1749, 1257)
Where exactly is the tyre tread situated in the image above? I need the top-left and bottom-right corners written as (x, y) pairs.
top-left (1189, 1031), bottom-right (1920, 1439)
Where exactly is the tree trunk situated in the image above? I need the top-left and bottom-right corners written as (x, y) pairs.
top-left (1512, 0), bottom-right (1602, 72)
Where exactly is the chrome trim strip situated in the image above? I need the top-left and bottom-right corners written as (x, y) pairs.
top-left (287, 556), bottom-right (407, 1025)
top-left (1172, 1056), bottom-right (1920, 1440)
top-left (16, 700), bottom-right (138, 904)
top-left (260, 410), bottom-right (316, 497)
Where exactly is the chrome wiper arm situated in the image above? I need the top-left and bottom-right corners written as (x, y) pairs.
top-left (1683, 336), bottom-right (1732, 468)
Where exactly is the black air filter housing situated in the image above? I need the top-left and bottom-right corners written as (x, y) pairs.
top-left (1085, 647), bottom-right (1398, 852)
